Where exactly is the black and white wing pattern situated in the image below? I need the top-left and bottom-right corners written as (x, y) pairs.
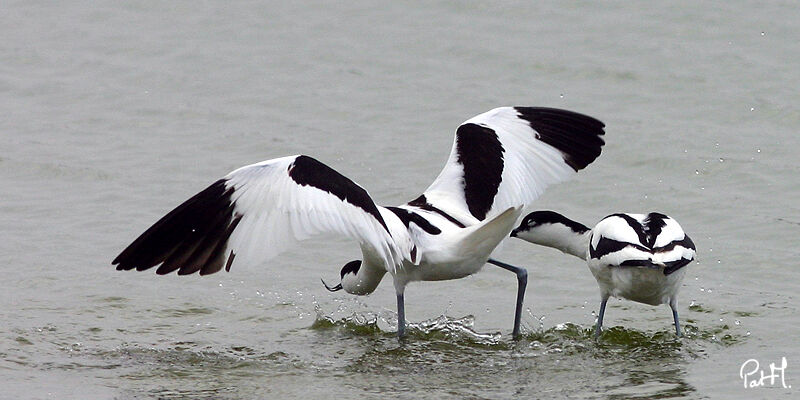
top-left (417, 107), bottom-right (605, 224)
top-left (588, 213), bottom-right (696, 275)
top-left (112, 155), bottom-right (407, 275)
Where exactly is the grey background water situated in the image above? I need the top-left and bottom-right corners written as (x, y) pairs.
top-left (2, 1), bottom-right (798, 399)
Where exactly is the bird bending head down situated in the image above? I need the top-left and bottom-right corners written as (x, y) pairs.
top-left (511, 210), bottom-right (696, 338)
top-left (322, 259), bottom-right (361, 292)
top-left (321, 259), bottom-right (386, 296)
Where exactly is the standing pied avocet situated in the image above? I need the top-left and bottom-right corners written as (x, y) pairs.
top-left (510, 211), bottom-right (696, 337)
top-left (112, 107), bottom-right (605, 338)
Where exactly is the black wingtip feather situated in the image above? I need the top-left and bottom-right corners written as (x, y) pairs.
top-left (112, 179), bottom-right (239, 276)
top-left (200, 214), bottom-right (242, 276)
top-left (514, 107), bottom-right (606, 171)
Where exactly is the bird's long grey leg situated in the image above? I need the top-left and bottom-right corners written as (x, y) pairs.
top-left (670, 299), bottom-right (681, 337)
top-left (396, 291), bottom-right (406, 338)
top-left (595, 297), bottom-right (609, 339)
top-left (487, 258), bottom-right (528, 338)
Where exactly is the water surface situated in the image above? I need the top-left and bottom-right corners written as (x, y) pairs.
top-left (2, 1), bottom-right (798, 399)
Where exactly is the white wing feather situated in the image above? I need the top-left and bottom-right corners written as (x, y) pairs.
top-left (223, 156), bottom-right (402, 271)
top-left (424, 107), bottom-right (602, 221)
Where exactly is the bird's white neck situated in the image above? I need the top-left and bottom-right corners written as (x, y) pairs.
top-left (342, 262), bottom-right (386, 295)
top-left (514, 222), bottom-right (592, 260)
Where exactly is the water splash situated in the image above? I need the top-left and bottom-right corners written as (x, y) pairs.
top-left (311, 311), bottom-right (383, 336)
top-left (409, 315), bottom-right (502, 345)
top-left (311, 311), bottom-right (503, 345)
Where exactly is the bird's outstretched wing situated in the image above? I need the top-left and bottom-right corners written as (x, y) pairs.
top-left (417, 107), bottom-right (605, 224)
top-left (112, 155), bottom-right (403, 275)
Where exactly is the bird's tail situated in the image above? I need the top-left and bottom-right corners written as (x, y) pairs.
top-left (458, 207), bottom-right (522, 259)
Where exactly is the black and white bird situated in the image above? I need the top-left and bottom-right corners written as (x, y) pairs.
top-left (511, 211), bottom-right (696, 337)
top-left (112, 107), bottom-right (605, 338)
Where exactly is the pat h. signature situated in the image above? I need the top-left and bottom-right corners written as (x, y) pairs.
top-left (740, 357), bottom-right (791, 389)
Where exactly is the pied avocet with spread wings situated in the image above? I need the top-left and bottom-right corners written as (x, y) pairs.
top-left (113, 106), bottom-right (606, 338)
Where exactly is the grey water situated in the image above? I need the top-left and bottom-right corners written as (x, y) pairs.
top-left (2, 1), bottom-right (799, 399)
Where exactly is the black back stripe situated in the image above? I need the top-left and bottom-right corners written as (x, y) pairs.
top-left (653, 234), bottom-right (696, 253)
top-left (663, 258), bottom-right (693, 275)
top-left (407, 194), bottom-right (467, 228)
top-left (591, 216), bottom-right (695, 275)
top-left (514, 107), bottom-right (605, 171)
top-left (590, 236), bottom-right (649, 260)
top-left (675, 233), bottom-right (696, 252)
top-left (454, 123), bottom-right (504, 221)
top-left (386, 207), bottom-right (442, 235)
top-left (288, 155), bottom-right (389, 234)
top-left (113, 179), bottom-right (240, 275)
top-left (603, 213), bottom-right (695, 253)
top-left (607, 213), bottom-right (649, 248)
top-left (643, 212), bottom-right (668, 248)
top-left (619, 259), bottom-right (659, 269)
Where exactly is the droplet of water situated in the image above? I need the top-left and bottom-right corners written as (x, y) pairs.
top-left (700, 287), bottom-right (705, 292)
top-left (719, 158), bottom-right (724, 163)
top-left (735, 319), bottom-right (741, 325)
top-left (695, 170), bottom-right (700, 175)
top-left (559, 93), bottom-right (564, 98)
top-left (750, 107), bottom-right (755, 112)
top-left (746, 331), bottom-right (751, 336)
top-left (760, 31), bottom-right (765, 36)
